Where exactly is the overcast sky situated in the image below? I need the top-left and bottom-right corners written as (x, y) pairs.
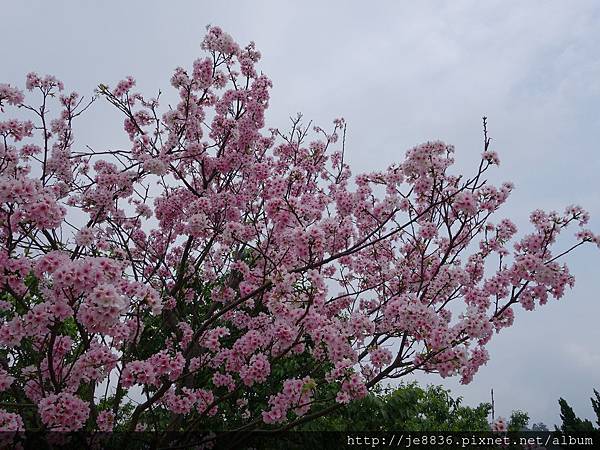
top-left (2, 1), bottom-right (599, 428)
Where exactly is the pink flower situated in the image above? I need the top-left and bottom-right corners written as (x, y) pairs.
top-left (0, 83), bottom-right (24, 107)
top-left (454, 191), bottom-right (478, 215)
top-left (112, 76), bottom-right (135, 97)
top-left (96, 410), bottom-right (115, 432)
top-left (38, 393), bottom-right (90, 431)
top-left (75, 226), bottom-right (95, 247)
top-left (143, 158), bottom-right (168, 176)
top-left (0, 369), bottom-right (14, 392)
top-left (492, 417), bottom-right (508, 433)
top-left (0, 410), bottom-right (24, 431)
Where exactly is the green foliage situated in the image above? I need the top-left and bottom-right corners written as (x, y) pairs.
top-left (531, 421), bottom-right (548, 431)
top-left (507, 409), bottom-right (529, 431)
top-left (591, 389), bottom-right (600, 429)
top-left (302, 382), bottom-right (491, 431)
top-left (555, 390), bottom-right (600, 449)
top-left (557, 395), bottom-right (597, 433)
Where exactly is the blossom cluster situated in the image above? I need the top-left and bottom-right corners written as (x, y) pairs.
top-left (38, 393), bottom-right (90, 432)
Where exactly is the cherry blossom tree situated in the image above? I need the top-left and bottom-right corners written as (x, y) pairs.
top-left (0, 26), bottom-right (598, 444)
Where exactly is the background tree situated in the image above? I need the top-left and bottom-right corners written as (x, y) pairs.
top-left (302, 382), bottom-right (491, 431)
top-left (555, 390), bottom-right (600, 449)
top-left (592, 389), bottom-right (600, 429)
top-left (0, 26), bottom-right (599, 446)
top-left (557, 390), bottom-right (600, 433)
top-left (507, 409), bottom-right (530, 431)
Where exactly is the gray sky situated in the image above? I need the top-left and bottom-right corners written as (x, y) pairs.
top-left (2, 0), bottom-right (599, 428)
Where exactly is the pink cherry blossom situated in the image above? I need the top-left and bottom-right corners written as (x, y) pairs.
top-left (38, 393), bottom-right (90, 431)
top-left (0, 26), bottom-right (597, 436)
top-left (0, 410), bottom-right (24, 431)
